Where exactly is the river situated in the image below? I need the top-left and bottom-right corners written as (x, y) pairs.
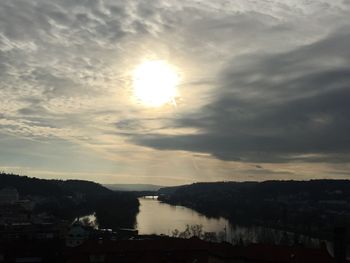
top-left (76, 196), bottom-right (321, 245)
top-left (135, 196), bottom-right (321, 245)
top-left (136, 196), bottom-right (229, 237)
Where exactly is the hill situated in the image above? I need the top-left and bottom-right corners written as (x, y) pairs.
top-left (0, 173), bottom-right (139, 229)
top-left (158, 180), bottom-right (350, 241)
top-left (104, 184), bottom-right (163, 192)
top-left (0, 172), bottom-right (110, 197)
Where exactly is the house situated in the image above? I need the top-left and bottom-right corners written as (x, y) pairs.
top-left (0, 188), bottom-right (19, 204)
top-left (66, 223), bottom-right (92, 247)
top-left (66, 237), bottom-right (340, 263)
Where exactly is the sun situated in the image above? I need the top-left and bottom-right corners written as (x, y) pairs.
top-left (132, 60), bottom-right (179, 107)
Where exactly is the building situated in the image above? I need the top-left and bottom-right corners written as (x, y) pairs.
top-left (66, 237), bottom-right (340, 263)
top-left (0, 188), bottom-right (19, 204)
top-left (0, 239), bottom-right (64, 263)
top-left (66, 223), bottom-right (91, 247)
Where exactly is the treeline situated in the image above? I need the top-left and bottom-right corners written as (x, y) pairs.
top-left (0, 173), bottom-right (139, 229)
top-left (159, 180), bottom-right (350, 200)
top-left (0, 172), bottom-right (110, 197)
top-left (158, 180), bottom-right (350, 241)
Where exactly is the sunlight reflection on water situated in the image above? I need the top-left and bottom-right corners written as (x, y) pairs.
top-left (136, 197), bottom-right (322, 246)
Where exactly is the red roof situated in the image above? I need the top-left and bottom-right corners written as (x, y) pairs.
top-left (67, 238), bottom-right (338, 263)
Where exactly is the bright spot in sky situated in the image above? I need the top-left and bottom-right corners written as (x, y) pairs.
top-left (133, 60), bottom-right (179, 107)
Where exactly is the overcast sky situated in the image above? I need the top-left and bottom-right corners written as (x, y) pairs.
top-left (1, 0), bottom-right (350, 185)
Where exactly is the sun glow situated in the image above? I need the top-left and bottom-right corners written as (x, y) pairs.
top-left (132, 60), bottom-right (179, 107)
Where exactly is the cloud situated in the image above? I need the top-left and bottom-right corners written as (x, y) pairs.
top-left (1, 0), bottom-right (350, 183)
top-left (133, 28), bottom-right (350, 164)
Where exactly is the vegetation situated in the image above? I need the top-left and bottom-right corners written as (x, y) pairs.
top-left (0, 173), bottom-right (139, 229)
top-left (158, 180), bottom-right (350, 242)
top-left (171, 224), bottom-right (226, 243)
top-left (170, 224), bottom-right (318, 247)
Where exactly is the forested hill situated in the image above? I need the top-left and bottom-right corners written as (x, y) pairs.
top-left (0, 172), bottom-right (111, 197)
top-left (158, 180), bottom-right (350, 241)
top-left (0, 173), bottom-right (140, 229)
top-left (158, 180), bottom-right (350, 198)
top-left (158, 181), bottom-right (257, 195)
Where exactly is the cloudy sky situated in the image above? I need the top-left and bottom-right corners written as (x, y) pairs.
top-left (1, 0), bottom-right (350, 185)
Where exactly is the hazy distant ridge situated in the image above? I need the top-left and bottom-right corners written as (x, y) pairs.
top-left (104, 184), bottom-right (164, 192)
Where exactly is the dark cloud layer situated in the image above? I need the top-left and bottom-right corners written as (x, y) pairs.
top-left (133, 29), bottom-right (350, 163)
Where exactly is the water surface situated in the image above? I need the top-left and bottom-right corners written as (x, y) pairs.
top-left (136, 197), bottom-right (322, 246)
top-left (136, 196), bottom-right (229, 236)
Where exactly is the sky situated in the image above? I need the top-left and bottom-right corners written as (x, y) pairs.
top-left (1, 0), bottom-right (350, 185)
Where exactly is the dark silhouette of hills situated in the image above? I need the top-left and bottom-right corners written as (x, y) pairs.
top-left (158, 180), bottom-right (350, 241)
top-left (0, 172), bottom-right (110, 197)
top-left (159, 180), bottom-right (350, 197)
top-left (0, 173), bottom-right (139, 229)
